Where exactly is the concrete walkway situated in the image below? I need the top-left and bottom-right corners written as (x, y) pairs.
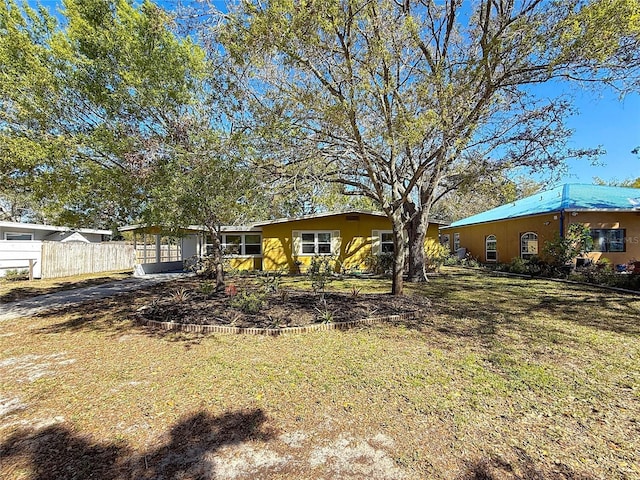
top-left (0, 272), bottom-right (191, 322)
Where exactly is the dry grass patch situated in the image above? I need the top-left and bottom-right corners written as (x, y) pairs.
top-left (0, 268), bottom-right (639, 479)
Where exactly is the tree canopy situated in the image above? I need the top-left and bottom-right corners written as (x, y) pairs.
top-left (0, 0), bottom-right (208, 228)
top-left (215, 0), bottom-right (640, 293)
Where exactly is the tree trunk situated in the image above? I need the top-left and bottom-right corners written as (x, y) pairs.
top-left (406, 214), bottom-right (428, 282)
top-left (206, 225), bottom-right (225, 291)
top-left (390, 211), bottom-right (406, 296)
top-left (404, 193), bottom-right (435, 283)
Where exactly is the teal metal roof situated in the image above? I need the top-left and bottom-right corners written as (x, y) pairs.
top-left (446, 184), bottom-right (640, 228)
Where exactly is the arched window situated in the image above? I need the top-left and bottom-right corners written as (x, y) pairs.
top-left (520, 232), bottom-right (538, 259)
top-left (485, 235), bottom-right (497, 262)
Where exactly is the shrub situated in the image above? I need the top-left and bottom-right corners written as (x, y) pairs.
top-left (363, 252), bottom-right (394, 275)
top-left (507, 257), bottom-right (528, 274)
top-left (198, 281), bottom-right (215, 296)
top-left (3, 269), bottom-right (29, 281)
top-left (230, 291), bottom-right (265, 314)
top-left (542, 224), bottom-right (593, 266)
top-left (170, 288), bottom-right (191, 303)
top-left (307, 256), bottom-right (338, 297)
top-left (184, 255), bottom-right (220, 279)
top-left (425, 242), bottom-right (450, 272)
top-left (256, 270), bottom-right (282, 293)
top-left (314, 298), bottom-right (335, 323)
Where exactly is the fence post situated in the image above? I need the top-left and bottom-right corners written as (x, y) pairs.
top-left (28, 259), bottom-right (34, 281)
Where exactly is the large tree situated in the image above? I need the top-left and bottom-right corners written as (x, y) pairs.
top-left (216, 0), bottom-right (639, 294)
top-left (0, 0), bottom-right (207, 228)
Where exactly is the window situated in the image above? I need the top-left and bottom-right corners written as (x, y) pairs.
top-left (223, 234), bottom-right (242, 255)
top-left (300, 232), bottom-right (332, 255)
top-left (591, 229), bottom-right (625, 252)
top-left (207, 233), bottom-right (262, 256)
top-left (453, 233), bottom-right (460, 252)
top-left (520, 232), bottom-right (538, 259)
top-left (244, 234), bottom-right (262, 255)
top-left (4, 232), bottom-right (33, 241)
top-left (381, 232), bottom-right (394, 253)
top-left (485, 235), bottom-right (497, 262)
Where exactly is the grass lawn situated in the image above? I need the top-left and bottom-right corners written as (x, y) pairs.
top-left (0, 271), bottom-right (133, 304)
top-left (0, 267), bottom-right (638, 479)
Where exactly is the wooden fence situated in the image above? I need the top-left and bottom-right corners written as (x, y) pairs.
top-left (40, 241), bottom-right (135, 279)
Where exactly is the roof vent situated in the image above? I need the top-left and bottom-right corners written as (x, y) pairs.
top-left (346, 215), bottom-right (360, 221)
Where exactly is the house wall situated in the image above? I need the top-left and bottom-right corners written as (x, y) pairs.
top-left (442, 211), bottom-right (640, 264)
top-left (0, 225), bottom-right (105, 242)
top-left (569, 211), bottom-right (640, 264)
top-left (261, 213), bottom-right (441, 273)
top-left (442, 213), bottom-right (561, 263)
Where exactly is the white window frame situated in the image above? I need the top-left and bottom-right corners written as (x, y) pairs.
top-left (380, 231), bottom-right (394, 254)
top-left (520, 232), bottom-right (538, 259)
top-left (207, 233), bottom-right (262, 257)
top-left (299, 231), bottom-right (333, 256)
top-left (485, 235), bottom-right (497, 262)
top-left (453, 233), bottom-right (460, 252)
top-left (4, 232), bottom-right (34, 241)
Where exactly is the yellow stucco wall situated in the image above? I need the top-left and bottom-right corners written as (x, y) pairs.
top-left (261, 213), bottom-right (441, 273)
top-left (227, 257), bottom-right (262, 271)
top-left (441, 211), bottom-right (640, 264)
top-left (569, 211), bottom-right (640, 264)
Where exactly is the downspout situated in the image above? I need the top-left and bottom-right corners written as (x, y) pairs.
top-left (559, 210), bottom-right (565, 238)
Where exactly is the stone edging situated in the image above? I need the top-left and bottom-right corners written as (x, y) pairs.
top-left (135, 310), bottom-right (422, 336)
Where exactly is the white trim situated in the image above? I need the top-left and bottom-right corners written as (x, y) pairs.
top-left (520, 232), bottom-right (538, 258)
top-left (4, 231), bottom-right (34, 241)
top-left (485, 234), bottom-right (497, 262)
top-left (379, 230), bottom-right (394, 255)
top-left (298, 231), bottom-right (334, 256)
top-left (453, 233), bottom-right (460, 252)
top-left (216, 233), bottom-right (263, 257)
top-left (0, 221), bottom-right (110, 236)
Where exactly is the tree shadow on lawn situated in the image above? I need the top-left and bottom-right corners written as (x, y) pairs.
top-left (418, 272), bottom-right (640, 338)
top-left (0, 273), bottom-right (133, 304)
top-left (460, 452), bottom-right (597, 480)
top-left (32, 270), bottom-right (640, 341)
top-left (0, 409), bottom-right (272, 480)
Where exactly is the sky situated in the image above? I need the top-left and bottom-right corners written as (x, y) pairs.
top-left (25, 0), bottom-right (640, 186)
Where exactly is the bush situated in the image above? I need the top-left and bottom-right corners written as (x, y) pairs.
top-left (507, 257), bottom-right (528, 274)
top-left (307, 256), bottom-right (339, 296)
top-left (425, 242), bottom-right (450, 272)
top-left (230, 291), bottom-right (265, 314)
top-left (256, 270), bottom-right (283, 293)
top-left (363, 252), bottom-right (394, 275)
top-left (184, 255), bottom-right (220, 278)
top-left (3, 269), bottom-right (29, 281)
top-left (542, 224), bottom-right (593, 267)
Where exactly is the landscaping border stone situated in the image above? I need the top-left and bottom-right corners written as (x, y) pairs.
top-left (135, 310), bottom-right (422, 336)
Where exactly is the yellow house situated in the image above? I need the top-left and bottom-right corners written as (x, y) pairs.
top-left (256, 211), bottom-right (444, 273)
top-left (123, 211), bottom-right (446, 274)
top-left (440, 184), bottom-right (640, 266)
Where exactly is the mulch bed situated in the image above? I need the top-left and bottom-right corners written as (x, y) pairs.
top-left (137, 282), bottom-right (430, 329)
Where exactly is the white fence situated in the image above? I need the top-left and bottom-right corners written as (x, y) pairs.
top-left (0, 241), bottom-right (135, 279)
top-left (0, 241), bottom-right (43, 278)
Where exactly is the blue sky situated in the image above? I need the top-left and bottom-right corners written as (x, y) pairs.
top-left (560, 89), bottom-right (639, 184)
top-left (28, 0), bottom-right (640, 185)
